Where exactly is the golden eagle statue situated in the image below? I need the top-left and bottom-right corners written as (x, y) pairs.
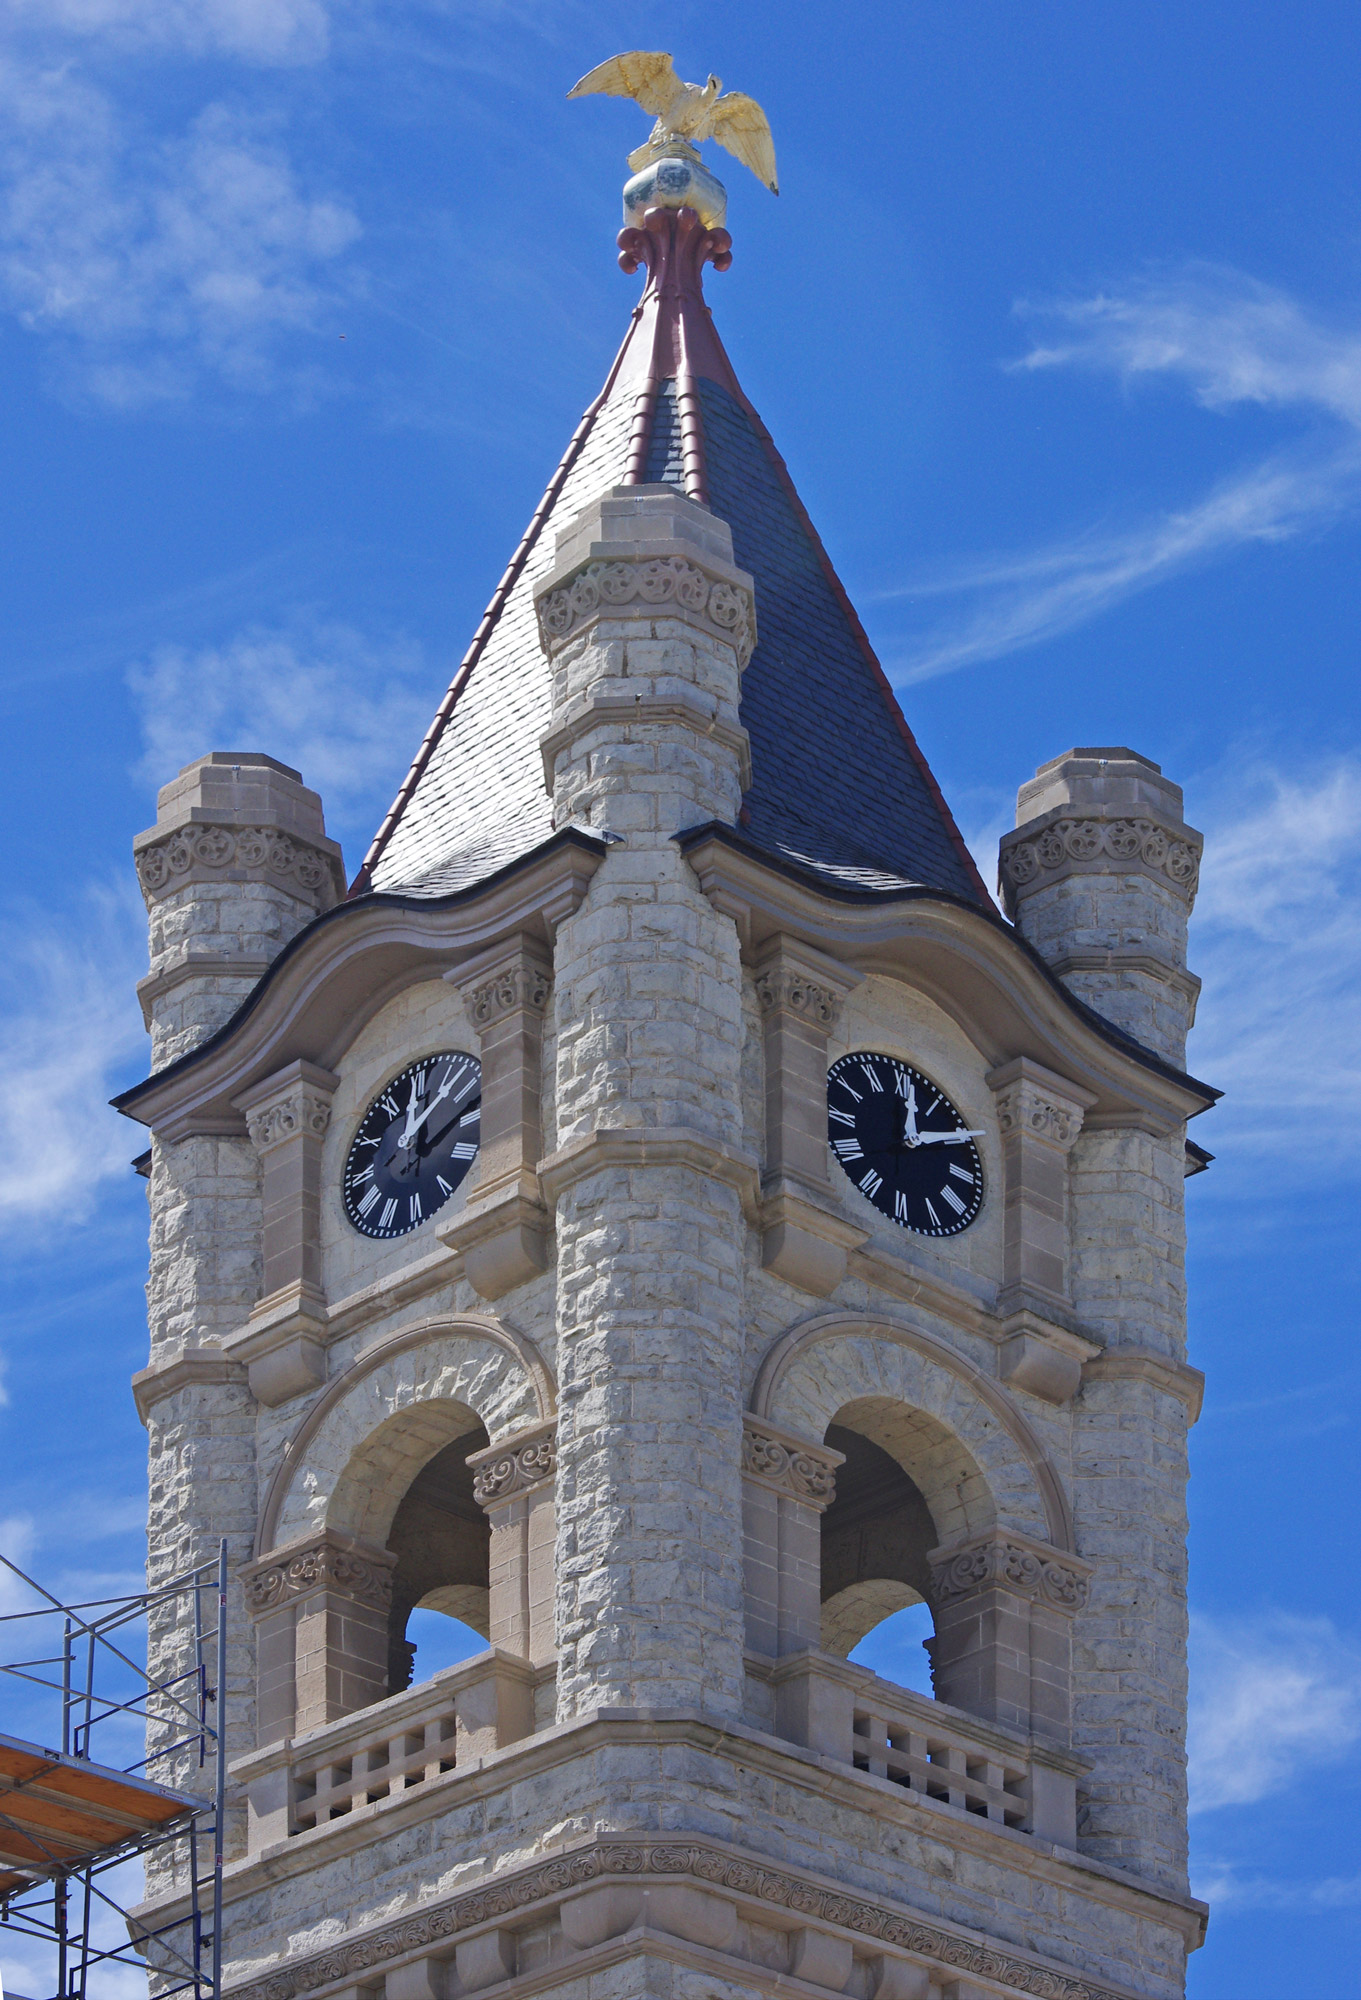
top-left (568, 51), bottom-right (779, 196)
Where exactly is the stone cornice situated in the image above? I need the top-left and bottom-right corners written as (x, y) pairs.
top-left (540, 691), bottom-right (752, 793)
top-left (928, 1529), bottom-right (1094, 1614)
top-left (467, 1422), bottom-right (557, 1506)
top-left (999, 808), bottom-right (1202, 914)
top-left (741, 1417), bottom-right (844, 1509)
top-left (539, 1127), bottom-right (762, 1221)
top-left (134, 822), bottom-right (345, 909)
top-left (131, 1346), bottom-right (248, 1424)
top-left (240, 1532), bottom-right (396, 1617)
top-left (1080, 1346), bottom-right (1205, 1424)
top-left (136, 953), bottom-right (274, 1029)
top-left (217, 1833), bottom-right (1156, 2000)
top-left (535, 554), bottom-right (757, 668)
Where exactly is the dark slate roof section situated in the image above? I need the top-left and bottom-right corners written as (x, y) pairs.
top-left (368, 391), bottom-right (636, 897)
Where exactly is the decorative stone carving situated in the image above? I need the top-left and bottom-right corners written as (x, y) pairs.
top-left (244, 1540), bottom-right (394, 1616)
top-left (136, 824), bottom-right (339, 902)
top-left (999, 815), bottom-right (1201, 904)
top-left (741, 1418), bottom-right (840, 1507)
top-left (244, 1087), bottom-right (333, 1152)
top-left (929, 1534), bottom-right (1091, 1614)
top-left (467, 960), bottom-right (553, 1030)
top-left (535, 556), bottom-right (756, 667)
top-left (753, 965), bottom-right (845, 1029)
top-left (471, 1424), bottom-right (557, 1505)
top-left (991, 1074), bottom-right (1085, 1152)
top-left (225, 1837), bottom-right (1131, 2000)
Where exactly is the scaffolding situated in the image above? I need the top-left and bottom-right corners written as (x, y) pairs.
top-left (0, 1544), bottom-right (227, 2000)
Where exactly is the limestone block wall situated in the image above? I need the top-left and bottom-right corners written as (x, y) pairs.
top-left (539, 485), bottom-right (755, 1721)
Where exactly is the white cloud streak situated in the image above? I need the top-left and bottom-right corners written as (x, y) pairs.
top-left (0, 64), bottom-right (359, 404)
top-left (128, 616), bottom-right (434, 821)
top-left (884, 268), bottom-right (1361, 681)
top-left (0, 0), bottom-right (330, 64)
top-left (0, 884), bottom-right (147, 1230)
top-left (1189, 1610), bottom-right (1361, 1815)
top-left (1188, 754), bottom-right (1361, 1160)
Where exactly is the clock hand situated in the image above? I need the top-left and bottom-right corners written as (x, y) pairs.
top-left (405, 1066), bottom-right (475, 1148)
top-left (399, 1075), bottom-right (429, 1148)
top-left (903, 1082), bottom-right (920, 1146)
top-left (913, 1128), bottom-right (987, 1145)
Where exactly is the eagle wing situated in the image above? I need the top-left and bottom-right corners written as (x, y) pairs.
top-left (567, 50), bottom-right (679, 118)
top-left (706, 91), bottom-right (778, 193)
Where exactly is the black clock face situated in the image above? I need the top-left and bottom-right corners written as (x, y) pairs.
top-left (827, 1052), bottom-right (985, 1238)
top-left (343, 1052), bottom-right (482, 1239)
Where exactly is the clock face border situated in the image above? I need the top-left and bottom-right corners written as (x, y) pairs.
top-left (826, 1050), bottom-right (985, 1239)
top-left (342, 1050), bottom-right (482, 1241)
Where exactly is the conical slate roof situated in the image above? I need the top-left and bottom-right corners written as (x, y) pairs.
top-left (355, 204), bottom-right (988, 906)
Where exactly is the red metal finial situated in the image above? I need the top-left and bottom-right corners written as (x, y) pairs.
top-left (617, 204), bottom-right (733, 286)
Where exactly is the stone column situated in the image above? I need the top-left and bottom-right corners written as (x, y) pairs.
top-left (535, 483), bottom-right (756, 1721)
top-left (740, 1417), bottom-right (842, 1658)
top-left (468, 1423), bottom-right (557, 1666)
top-left (1001, 746), bottom-right (1201, 1893)
top-left (226, 1060), bottom-right (338, 1404)
top-left (754, 940), bottom-right (866, 1297)
top-left (926, 1529), bottom-right (1091, 1746)
top-left (441, 939), bottom-right (554, 1299)
top-left (242, 1531), bottom-right (397, 1745)
top-left (984, 1057), bottom-right (1098, 1404)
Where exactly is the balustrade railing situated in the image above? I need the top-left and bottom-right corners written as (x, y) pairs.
top-left (232, 1649), bottom-right (543, 1852)
top-left (763, 1649), bottom-right (1085, 1849)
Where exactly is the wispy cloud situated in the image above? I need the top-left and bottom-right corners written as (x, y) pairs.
top-left (883, 268), bottom-right (1361, 681)
top-left (1189, 754), bottom-right (1361, 1160)
top-left (1189, 1610), bottom-right (1361, 1815)
top-left (0, 63), bottom-right (359, 404)
top-left (0, 884), bottom-right (147, 1231)
top-left (128, 616), bottom-right (435, 827)
top-left (0, 0), bottom-right (330, 64)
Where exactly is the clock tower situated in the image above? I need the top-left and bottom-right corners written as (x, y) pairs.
top-left (120, 146), bottom-right (1213, 2000)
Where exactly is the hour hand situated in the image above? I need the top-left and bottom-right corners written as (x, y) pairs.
top-left (914, 1127), bottom-right (986, 1145)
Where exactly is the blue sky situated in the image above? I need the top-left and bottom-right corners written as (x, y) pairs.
top-left (0, 3), bottom-right (1358, 1993)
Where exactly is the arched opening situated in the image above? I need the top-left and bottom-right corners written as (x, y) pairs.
top-left (383, 1420), bottom-right (491, 1694)
top-left (819, 1421), bottom-right (939, 1697)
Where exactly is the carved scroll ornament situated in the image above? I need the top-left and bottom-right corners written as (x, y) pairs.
top-left (245, 1541), bottom-right (393, 1616)
top-left (471, 1426), bottom-right (557, 1506)
top-left (753, 965), bottom-right (844, 1029)
top-left (468, 961), bottom-right (553, 1030)
top-left (930, 1536), bottom-right (1090, 1614)
top-left (536, 557), bottom-right (755, 668)
top-left (244, 1089), bottom-right (333, 1153)
top-left (741, 1419), bottom-right (839, 1506)
top-left (992, 1078), bottom-right (1083, 1151)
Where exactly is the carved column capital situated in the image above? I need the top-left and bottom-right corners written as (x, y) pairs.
top-left (741, 1418), bottom-right (844, 1511)
top-left (241, 1531), bottom-right (396, 1617)
top-left (986, 1057), bottom-right (1095, 1155)
top-left (752, 938), bottom-right (859, 1033)
top-left (468, 1423), bottom-right (557, 1508)
top-left (927, 1529), bottom-right (1092, 1614)
top-left (450, 943), bottom-right (554, 1032)
top-left (233, 1059), bottom-right (339, 1155)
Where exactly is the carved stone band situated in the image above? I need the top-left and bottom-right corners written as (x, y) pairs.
top-left (468, 1424), bottom-right (557, 1506)
top-left (992, 1079), bottom-right (1083, 1151)
top-left (243, 1539), bottom-right (395, 1616)
top-left (135, 824), bottom-right (343, 906)
top-left (535, 556), bottom-right (756, 669)
top-left (753, 966), bottom-right (845, 1030)
top-left (244, 1089), bottom-right (333, 1153)
top-left (929, 1534), bottom-right (1091, 1614)
top-left (468, 961), bottom-right (553, 1030)
top-left (999, 815), bottom-right (1201, 909)
top-left (741, 1418), bottom-right (842, 1508)
top-left (224, 1837), bottom-right (1136, 2000)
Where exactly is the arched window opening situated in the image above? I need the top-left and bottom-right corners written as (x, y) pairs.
top-left (385, 1422), bottom-right (490, 1694)
top-left (820, 1422), bottom-right (938, 1699)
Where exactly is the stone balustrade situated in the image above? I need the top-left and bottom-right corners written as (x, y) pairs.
top-left (768, 1650), bottom-right (1086, 1849)
top-left (231, 1649), bottom-right (543, 1851)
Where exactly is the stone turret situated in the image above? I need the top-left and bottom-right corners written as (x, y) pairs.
top-left (134, 752), bottom-right (346, 1070)
top-left (999, 747), bottom-right (1201, 1064)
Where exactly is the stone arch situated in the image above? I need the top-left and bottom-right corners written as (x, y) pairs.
top-left (259, 1313), bottom-right (554, 1556)
top-left (751, 1310), bottom-right (1073, 1552)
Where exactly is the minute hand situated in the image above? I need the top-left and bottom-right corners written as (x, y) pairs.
top-left (914, 1127), bottom-right (986, 1144)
